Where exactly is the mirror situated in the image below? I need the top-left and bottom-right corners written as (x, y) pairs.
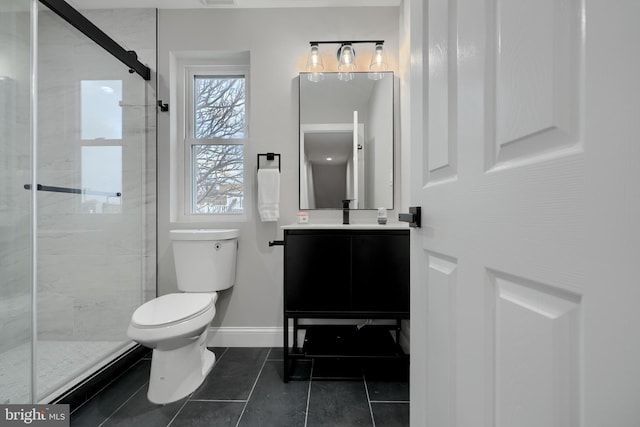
top-left (299, 72), bottom-right (394, 210)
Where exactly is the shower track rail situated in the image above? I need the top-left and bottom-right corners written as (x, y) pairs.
top-left (38, 0), bottom-right (151, 81)
top-left (24, 184), bottom-right (121, 198)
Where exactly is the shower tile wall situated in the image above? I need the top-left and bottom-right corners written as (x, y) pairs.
top-left (35, 8), bottom-right (156, 343)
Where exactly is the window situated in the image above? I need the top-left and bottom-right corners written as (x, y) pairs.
top-left (81, 146), bottom-right (122, 213)
top-left (80, 80), bottom-right (123, 214)
top-left (185, 69), bottom-right (247, 216)
top-left (81, 80), bottom-right (122, 140)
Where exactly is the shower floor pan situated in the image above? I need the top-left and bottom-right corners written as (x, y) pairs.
top-left (0, 340), bottom-right (123, 404)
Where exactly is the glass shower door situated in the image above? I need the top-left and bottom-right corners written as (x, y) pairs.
top-left (0, 1), bottom-right (153, 404)
top-left (0, 0), bottom-right (34, 404)
top-left (35, 5), bottom-right (148, 401)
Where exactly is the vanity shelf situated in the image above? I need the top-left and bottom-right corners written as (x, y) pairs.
top-left (282, 227), bottom-right (409, 382)
top-left (296, 324), bottom-right (405, 358)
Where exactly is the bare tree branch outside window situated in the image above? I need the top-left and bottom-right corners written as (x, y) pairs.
top-left (192, 75), bottom-right (245, 214)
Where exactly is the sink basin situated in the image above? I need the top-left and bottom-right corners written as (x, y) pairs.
top-left (281, 223), bottom-right (408, 230)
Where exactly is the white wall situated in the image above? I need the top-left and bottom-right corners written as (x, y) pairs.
top-left (157, 7), bottom-right (400, 331)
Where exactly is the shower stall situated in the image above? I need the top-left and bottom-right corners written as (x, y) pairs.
top-left (0, 0), bottom-right (156, 403)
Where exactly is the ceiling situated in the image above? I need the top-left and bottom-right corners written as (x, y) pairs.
top-left (70, 0), bottom-right (400, 9)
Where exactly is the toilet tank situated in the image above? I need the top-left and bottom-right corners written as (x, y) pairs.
top-left (170, 229), bottom-right (239, 292)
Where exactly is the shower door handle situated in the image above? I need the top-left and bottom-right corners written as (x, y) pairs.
top-left (24, 184), bottom-right (121, 197)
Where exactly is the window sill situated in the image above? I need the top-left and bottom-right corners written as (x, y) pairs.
top-left (172, 213), bottom-right (248, 224)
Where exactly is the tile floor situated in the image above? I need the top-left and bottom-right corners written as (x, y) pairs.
top-left (70, 347), bottom-right (409, 426)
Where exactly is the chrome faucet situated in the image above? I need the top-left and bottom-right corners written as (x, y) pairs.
top-left (342, 199), bottom-right (351, 224)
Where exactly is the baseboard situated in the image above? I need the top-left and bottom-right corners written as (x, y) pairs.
top-left (206, 326), bottom-right (289, 348)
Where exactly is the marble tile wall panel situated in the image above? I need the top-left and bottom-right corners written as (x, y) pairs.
top-left (34, 8), bottom-right (157, 342)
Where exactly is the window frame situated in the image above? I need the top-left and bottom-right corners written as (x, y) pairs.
top-left (180, 64), bottom-right (250, 221)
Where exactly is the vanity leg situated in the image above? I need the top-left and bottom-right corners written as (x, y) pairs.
top-left (283, 314), bottom-right (289, 383)
top-left (292, 317), bottom-right (299, 349)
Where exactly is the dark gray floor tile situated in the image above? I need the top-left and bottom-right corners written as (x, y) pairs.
top-left (267, 347), bottom-right (284, 360)
top-left (71, 359), bottom-right (151, 427)
top-left (363, 358), bottom-right (409, 382)
top-left (363, 358), bottom-right (409, 402)
top-left (170, 401), bottom-right (244, 427)
top-left (311, 357), bottom-right (363, 380)
top-left (370, 403), bottom-right (409, 427)
top-left (208, 347), bottom-right (228, 359)
top-left (288, 359), bottom-right (312, 381)
top-left (307, 381), bottom-right (373, 427)
top-left (366, 379), bottom-right (409, 403)
top-left (238, 361), bottom-right (310, 427)
top-left (191, 347), bottom-right (269, 401)
top-left (101, 385), bottom-right (186, 427)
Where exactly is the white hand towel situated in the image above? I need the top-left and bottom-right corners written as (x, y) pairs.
top-left (258, 169), bottom-right (280, 222)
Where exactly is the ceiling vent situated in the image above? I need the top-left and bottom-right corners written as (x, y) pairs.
top-left (200, 0), bottom-right (238, 6)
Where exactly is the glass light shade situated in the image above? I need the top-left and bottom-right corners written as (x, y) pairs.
top-left (338, 72), bottom-right (354, 82)
top-left (306, 44), bottom-right (324, 73)
top-left (337, 44), bottom-right (357, 72)
top-left (369, 43), bottom-right (388, 72)
top-left (307, 72), bottom-right (324, 83)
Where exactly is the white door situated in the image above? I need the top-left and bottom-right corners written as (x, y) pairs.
top-left (407, 0), bottom-right (640, 426)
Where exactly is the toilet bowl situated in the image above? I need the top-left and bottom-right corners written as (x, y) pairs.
top-left (127, 229), bottom-right (239, 404)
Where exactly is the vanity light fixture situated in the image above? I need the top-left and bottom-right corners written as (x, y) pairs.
top-left (305, 40), bottom-right (387, 82)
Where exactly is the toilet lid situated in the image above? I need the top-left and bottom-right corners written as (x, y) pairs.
top-left (131, 293), bottom-right (216, 327)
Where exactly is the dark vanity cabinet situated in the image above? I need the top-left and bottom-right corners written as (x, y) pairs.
top-left (282, 228), bottom-right (409, 381)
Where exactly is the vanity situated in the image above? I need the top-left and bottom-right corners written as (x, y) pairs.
top-left (281, 224), bottom-right (409, 382)
top-left (283, 71), bottom-right (405, 381)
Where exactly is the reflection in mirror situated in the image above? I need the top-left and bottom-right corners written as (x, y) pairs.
top-left (299, 72), bottom-right (393, 210)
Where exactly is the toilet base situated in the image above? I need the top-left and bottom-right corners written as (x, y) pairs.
top-left (147, 331), bottom-right (215, 404)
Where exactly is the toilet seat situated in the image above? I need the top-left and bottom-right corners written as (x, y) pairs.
top-left (131, 293), bottom-right (217, 328)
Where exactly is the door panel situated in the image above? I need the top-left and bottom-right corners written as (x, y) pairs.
top-left (487, 0), bottom-right (583, 170)
top-left (426, 0), bottom-right (457, 185)
top-left (352, 233), bottom-right (409, 312)
top-left (426, 252), bottom-right (457, 427)
top-left (491, 270), bottom-right (581, 427)
top-left (284, 233), bottom-right (351, 311)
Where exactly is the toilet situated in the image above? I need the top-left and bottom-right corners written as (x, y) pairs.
top-left (127, 228), bottom-right (239, 404)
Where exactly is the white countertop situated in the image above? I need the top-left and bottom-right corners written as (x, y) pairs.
top-left (281, 223), bottom-right (409, 230)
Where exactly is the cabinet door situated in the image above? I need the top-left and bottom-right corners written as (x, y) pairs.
top-left (284, 232), bottom-right (351, 312)
top-left (351, 232), bottom-right (409, 313)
